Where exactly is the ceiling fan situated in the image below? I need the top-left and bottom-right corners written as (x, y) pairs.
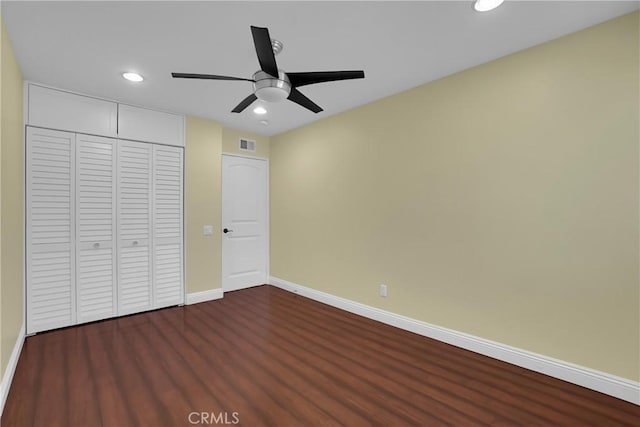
top-left (172, 26), bottom-right (365, 114)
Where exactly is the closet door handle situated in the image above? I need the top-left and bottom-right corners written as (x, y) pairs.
top-left (93, 242), bottom-right (100, 248)
top-left (133, 240), bottom-right (139, 246)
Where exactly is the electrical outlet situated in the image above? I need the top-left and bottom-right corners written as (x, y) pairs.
top-left (380, 284), bottom-right (387, 297)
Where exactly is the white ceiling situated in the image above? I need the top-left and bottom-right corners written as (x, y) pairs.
top-left (2, 1), bottom-right (638, 136)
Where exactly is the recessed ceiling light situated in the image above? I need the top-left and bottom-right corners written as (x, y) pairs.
top-left (122, 72), bottom-right (144, 82)
top-left (474, 0), bottom-right (504, 12)
top-left (253, 106), bottom-right (267, 115)
top-left (260, 120), bottom-right (269, 126)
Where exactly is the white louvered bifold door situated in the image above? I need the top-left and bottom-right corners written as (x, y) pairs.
top-left (117, 140), bottom-right (153, 315)
top-left (26, 127), bottom-right (76, 334)
top-left (153, 145), bottom-right (184, 308)
top-left (76, 134), bottom-right (117, 323)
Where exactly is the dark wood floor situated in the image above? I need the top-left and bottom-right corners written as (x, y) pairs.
top-left (2, 285), bottom-right (639, 426)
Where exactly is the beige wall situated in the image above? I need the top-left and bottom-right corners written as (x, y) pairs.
top-left (0, 18), bottom-right (24, 376)
top-left (222, 126), bottom-right (270, 158)
top-left (185, 116), bottom-right (223, 294)
top-left (270, 12), bottom-right (639, 381)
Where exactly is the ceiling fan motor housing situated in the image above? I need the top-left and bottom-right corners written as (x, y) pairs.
top-left (253, 70), bottom-right (291, 102)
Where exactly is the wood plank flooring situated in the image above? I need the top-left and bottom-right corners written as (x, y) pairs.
top-left (2, 285), bottom-right (639, 426)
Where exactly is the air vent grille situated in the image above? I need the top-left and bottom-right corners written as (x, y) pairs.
top-left (239, 138), bottom-right (256, 152)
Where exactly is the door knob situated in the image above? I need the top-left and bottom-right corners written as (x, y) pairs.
top-left (93, 242), bottom-right (100, 248)
top-left (223, 228), bottom-right (233, 234)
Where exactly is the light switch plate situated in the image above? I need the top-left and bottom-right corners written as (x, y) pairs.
top-left (203, 225), bottom-right (213, 236)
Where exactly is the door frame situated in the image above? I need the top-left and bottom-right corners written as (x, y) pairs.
top-left (221, 153), bottom-right (270, 292)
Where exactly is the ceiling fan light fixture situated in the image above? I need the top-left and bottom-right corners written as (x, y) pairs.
top-left (122, 72), bottom-right (144, 82)
top-left (253, 106), bottom-right (267, 115)
top-left (255, 86), bottom-right (290, 102)
top-left (253, 70), bottom-right (291, 102)
top-left (474, 0), bottom-right (504, 12)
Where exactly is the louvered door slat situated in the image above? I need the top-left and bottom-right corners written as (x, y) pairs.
top-left (76, 133), bottom-right (117, 324)
top-left (118, 140), bottom-right (153, 315)
top-left (153, 145), bottom-right (184, 308)
top-left (26, 127), bottom-right (76, 334)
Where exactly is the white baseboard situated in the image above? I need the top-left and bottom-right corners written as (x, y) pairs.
top-left (0, 323), bottom-right (25, 415)
top-left (186, 288), bottom-right (223, 305)
top-left (269, 276), bottom-right (640, 405)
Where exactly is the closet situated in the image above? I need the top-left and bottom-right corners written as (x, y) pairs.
top-left (25, 83), bottom-right (184, 334)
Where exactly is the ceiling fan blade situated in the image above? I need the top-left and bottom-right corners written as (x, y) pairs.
top-left (288, 88), bottom-right (323, 114)
top-left (171, 73), bottom-right (254, 82)
top-left (287, 71), bottom-right (365, 88)
top-left (251, 26), bottom-right (279, 78)
top-left (231, 93), bottom-right (258, 113)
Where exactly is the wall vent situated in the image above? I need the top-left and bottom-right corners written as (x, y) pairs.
top-left (239, 138), bottom-right (256, 152)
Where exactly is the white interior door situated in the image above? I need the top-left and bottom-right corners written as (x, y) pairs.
top-left (75, 134), bottom-right (117, 323)
top-left (117, 140), bottom-right (153, 315)
top-left (222, 155), bottom-right (268, 292)
top-left (26, 127), bottom-right (76, 333)
top-left (152, 144), bottom-right (184, 308)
